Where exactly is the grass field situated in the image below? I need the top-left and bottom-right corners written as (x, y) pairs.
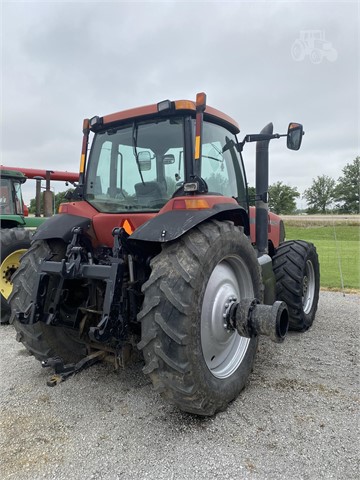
top-left (284, 218), bottom-right (359, 291)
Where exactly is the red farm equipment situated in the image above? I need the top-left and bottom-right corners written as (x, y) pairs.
top-left (9, 93), bottom-right (319, 415)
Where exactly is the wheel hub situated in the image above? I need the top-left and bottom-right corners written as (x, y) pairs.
top-left (201, 257), bottom-right (252, 379)
top-left (303, 276), bottom-right (308, 295)
top-left (0, 249), bottom-right (27, 299)
top-left (222, 296), bottom-right (237, 331)
top-left (302, 260), bottom-right (315, 314)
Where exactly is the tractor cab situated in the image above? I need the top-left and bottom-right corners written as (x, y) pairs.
top-left (70, 94), bottom-right (301, 248)
top-left (83, 100), bottom-right (248, 215)
top-left (0, 170), bottom-right (27, 224)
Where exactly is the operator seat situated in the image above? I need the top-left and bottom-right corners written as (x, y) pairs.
top-left (135, 181), bottom-right (164, 206)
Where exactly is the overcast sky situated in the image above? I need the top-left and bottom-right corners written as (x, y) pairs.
top-left (1, 0), bottom-right (359, 207)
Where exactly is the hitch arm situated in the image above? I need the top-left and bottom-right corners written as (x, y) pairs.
top-left (42, 350), bottom-right (106, 387)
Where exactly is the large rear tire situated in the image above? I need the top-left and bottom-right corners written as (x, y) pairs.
top-left (138, 220), bottom-right (262, 416)
top-left (1, 228), bottom-right (32, 324)
top-left (273, 240), bottom-right (320, 331)
top-left (9, 240), bottom-right (88, 363)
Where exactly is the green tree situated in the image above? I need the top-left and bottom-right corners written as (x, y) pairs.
top-left (247, 186), bottom-right (256, 206)
top-left (268, 182), bottom-right (300, 214)
top-left (29, 193), bottom-right (43, 215)
top-left (303, 175), bottom-right (336, 214)
top-left (54, 189), bottom-right (74, 212)
top-left (334, 157), bottom-right (360, 214)
top-left (29, 188), bottom-right (74, 215)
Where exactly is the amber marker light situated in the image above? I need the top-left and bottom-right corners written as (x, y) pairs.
top-left (83, 118), bottom-right (90, 130)
top-left (80, 153), bottom-right (86, 174)
top-left (194, 92), bottom-right (207, 161)
top-left (78, 119), bottom-right (90, 184)
top-left (121, 219), bottom-right (135, 235)
top-left (80, 119), bottom-right (90, 170)
top-left (174, 100), bottom-right (195, 111)
top-left (173, 199), bottom-right (210, 210)
top-left (196, 92), bottom-right (206, 108)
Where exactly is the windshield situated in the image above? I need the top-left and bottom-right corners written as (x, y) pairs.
top-left (0, 178), bottom-right (23, 215)
top-left (199, 122), bottom-right (248, 209)
top-left (85, 117), bottom-right (185, 212)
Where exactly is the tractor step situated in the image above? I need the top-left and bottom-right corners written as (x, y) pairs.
top-left (41, 350), bottom-right (106, 387)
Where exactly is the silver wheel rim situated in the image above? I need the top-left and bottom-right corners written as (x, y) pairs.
top-left (201, 256), bottom-right (253, 379)
top-left (302, 260), bottom-right (315, 314)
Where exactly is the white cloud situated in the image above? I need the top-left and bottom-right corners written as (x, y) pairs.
top-left (1, 1), bottom-right (358, 204)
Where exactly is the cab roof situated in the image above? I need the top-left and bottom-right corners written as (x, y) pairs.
top-left (0, 169), bottom-right (27, 183)
top-left (90, 99), bottom-right (240, 135)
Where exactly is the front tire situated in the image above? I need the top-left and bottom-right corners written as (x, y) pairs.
top-left (138, 220), bottom-right (262, 416)
top-left (9, 240), bottom-right (88, 362)
top-left (273, 240), bottom-right (320, 331)
top-left (1, 228), bottom-right (32, 324)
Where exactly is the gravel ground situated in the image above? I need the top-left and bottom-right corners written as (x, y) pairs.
top-left (0, 291), bottom-right (359, 480)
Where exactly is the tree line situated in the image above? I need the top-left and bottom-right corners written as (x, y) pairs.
top-left (249, 156), bottom-right (359, 215)
top-left (29, 157), bottom-right (359, 216)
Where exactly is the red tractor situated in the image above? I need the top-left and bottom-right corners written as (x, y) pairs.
top-left (9, 93), bottom-right (319, 415)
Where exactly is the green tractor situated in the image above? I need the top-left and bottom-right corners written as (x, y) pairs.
top-left (1, 168), bottom-right (79, 323)
top-left (0, 170), bottom-right (44, 323)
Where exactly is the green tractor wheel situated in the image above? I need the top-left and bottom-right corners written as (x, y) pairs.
top-left (1, 228), bottom-right (32, 324)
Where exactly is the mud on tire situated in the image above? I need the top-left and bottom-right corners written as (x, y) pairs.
top-left (1, 228), bottom-right (32, 324)
top-left (9, 240), bottom-right (88, 363)
top-left (138, 220), bottom-right (262, 416)
top-left (273, 240), bottom-right (320, 332)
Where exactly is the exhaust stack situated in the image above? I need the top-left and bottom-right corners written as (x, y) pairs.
top-left (255, 123), bottom-right (273, 257)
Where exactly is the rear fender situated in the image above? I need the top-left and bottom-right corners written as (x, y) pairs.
top-left (32, 214), bottom-right (91, 244)
top-left (129, 204), bottom-right (249, 243)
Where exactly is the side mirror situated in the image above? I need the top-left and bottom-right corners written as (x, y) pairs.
top-left (287, 123), bottom-right (304, 150)
top-left (64, 189), bottom-right (74, 200)
top-left (138, 151), bottom-right (152, 171)
top-left (163, 154), bottom-right (175, 165)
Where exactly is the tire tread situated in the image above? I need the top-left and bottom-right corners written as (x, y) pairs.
top-left (273, 240), bottom-right (320, 331)
top-left (138, 220), bottom-right (259, 415)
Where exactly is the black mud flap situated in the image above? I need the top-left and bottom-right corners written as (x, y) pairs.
top-left (32, 214), bottom-right (91, 243)
top-left (129, 203), bottom-right (249, 243)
